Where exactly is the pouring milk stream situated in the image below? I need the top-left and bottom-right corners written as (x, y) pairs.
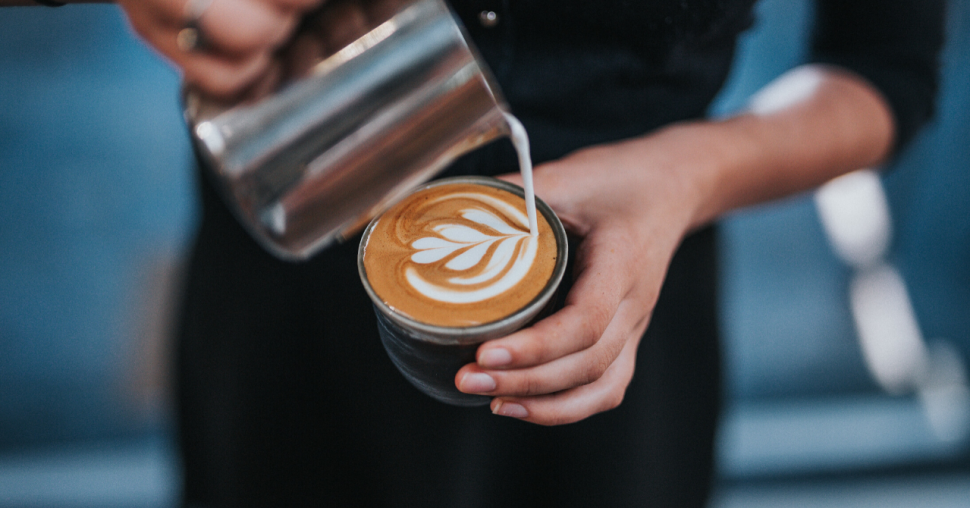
top-left (184, 0), bottom-right (542, 260)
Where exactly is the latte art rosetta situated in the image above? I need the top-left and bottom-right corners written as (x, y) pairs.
top-left (407, 193), bottom-right (538, 303)
top-left (363, 182), bottom-right (558, 327)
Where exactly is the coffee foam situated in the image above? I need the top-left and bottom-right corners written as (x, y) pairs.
top-left (363, 182), bottom-right (557, 327)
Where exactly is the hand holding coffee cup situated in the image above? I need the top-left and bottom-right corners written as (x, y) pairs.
top-left (359, 177), bottom-right (568, 406)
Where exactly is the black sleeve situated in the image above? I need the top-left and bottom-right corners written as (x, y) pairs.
top-left (810, 0), bottom-right (945, 153)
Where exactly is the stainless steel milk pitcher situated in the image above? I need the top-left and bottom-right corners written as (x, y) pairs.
top-left (183, 0), bottom-right (510, 260)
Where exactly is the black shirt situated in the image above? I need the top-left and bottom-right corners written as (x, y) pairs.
top-left (446, 0), bottom-right (941, 172)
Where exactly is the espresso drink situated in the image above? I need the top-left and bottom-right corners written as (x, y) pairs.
top-left (358, 115), bottom-right (566, 405)
top-left (362, 180), bottom-right (558, 327)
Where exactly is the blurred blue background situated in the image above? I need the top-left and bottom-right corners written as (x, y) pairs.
top-left (0, 1), bottom-right (968, 506)
top-left (0, 5), bottom-right (192, 505)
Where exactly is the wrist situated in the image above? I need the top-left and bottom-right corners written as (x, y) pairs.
top-left (653, 118), bottom-right (763, 231)
top-left (683, 66), bottom-right (895, 229)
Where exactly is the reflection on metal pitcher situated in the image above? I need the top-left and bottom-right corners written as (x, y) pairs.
top-left (183, 0), bottom-right (510, 260)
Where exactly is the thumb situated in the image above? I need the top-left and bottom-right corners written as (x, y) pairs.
top-left (495, 161), bottom-right (584, 236)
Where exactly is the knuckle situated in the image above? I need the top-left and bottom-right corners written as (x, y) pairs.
top-left (211, 7), bottom-right (295, 52)
top-left (578, 306), bottom-right (611, 349)
top-left (524, 374), bottom-right (544, 396)
top-left (514, 324), bottom-right (558, 364)
top-left (229, 24), bottom-right (289, 53)
top-left (581, 352), bottom-right (611, 385)
top-left (577, 321), bottom-right (599, 349)
top-left (241, 28), bottom-right (277, 51)
top-left (268, 17), bottom-right (300, 46)
top-left (532, 327), bottom-right (560, 358)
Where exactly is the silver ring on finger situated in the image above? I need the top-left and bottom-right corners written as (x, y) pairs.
top-left (176, 0), bottom-right (214, 52)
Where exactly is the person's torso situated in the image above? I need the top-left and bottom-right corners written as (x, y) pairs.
top-left (444, 0), bottom-right (758, 172)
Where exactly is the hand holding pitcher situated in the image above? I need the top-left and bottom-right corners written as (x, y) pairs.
top-left (118, 0), bottom-right (325, 99)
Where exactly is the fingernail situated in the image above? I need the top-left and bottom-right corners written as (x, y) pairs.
top-left (459, 372), bottom-right (496, 393)
top-left (479, 348), bottom-right (512, 368)
top-left (492, 400), bottom-right (529, 419)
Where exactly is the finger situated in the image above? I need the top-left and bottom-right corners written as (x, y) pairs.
top-left (137, 0), bottom-right (297, 56)
top-left (269, 0), bottom-right (323, 11)
top-left (182, 51), bottom-right (275, 98)
top-left (474, 229), bottom-right (631, 370)
top-left (459, 296), bottom-right (647, 397)
top-left (193, 0), bottom-right (298, 56)
top-left (496, 162), bottom-right (591, 235)
top-left (122, 1), bottom-right (281, 96)
top-left (490, 335), bottom-right (640, 426)
top-left (144, 24), bottom-right (275, 98)
top-left (237, 57), bottom-right (284, 103)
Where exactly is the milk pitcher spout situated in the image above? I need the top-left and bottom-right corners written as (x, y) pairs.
top-left (184, 0), bottom-right (510, 260)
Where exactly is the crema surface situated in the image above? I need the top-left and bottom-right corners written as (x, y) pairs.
top-left (363, 182), bottom-right (557, 327)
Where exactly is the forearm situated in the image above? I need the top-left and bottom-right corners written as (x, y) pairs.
top-left (466, 62), bottom-right (899, 425)
top-left (682, 64), bottom-right (895, 229)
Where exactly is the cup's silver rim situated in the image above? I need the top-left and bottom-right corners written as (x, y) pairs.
top-left (358, 175), bottom-right (568, 345)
